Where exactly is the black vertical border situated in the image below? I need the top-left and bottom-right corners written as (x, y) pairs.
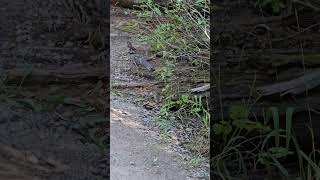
top-left (103, 0), bottom-right (111, 178)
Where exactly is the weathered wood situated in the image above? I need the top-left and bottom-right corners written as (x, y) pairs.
top-left (111, 82), bottom-right (159, 88)
top-left (257, 69), bottom-right (320, 96)
top-left (113, 0), bottom-right (168, 8)
top-left (1, 64), bottom-right (107, 85)
top-left (191, 84), bottom-right (210, 93)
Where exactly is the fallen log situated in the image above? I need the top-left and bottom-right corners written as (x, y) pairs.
top-left (113, 0), bottom-right (168, 9)
top-left (111, 78), bottom-right (210, 89)
top-left (111, 82), bottom-right (159, 89)
top-left (1, 64), bottom-right (107, 85)
top-left (257, 68), bottom-right (320, 96)
top-left (190, 83), bottom-right (210, 93)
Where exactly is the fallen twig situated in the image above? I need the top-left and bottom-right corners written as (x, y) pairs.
top-left (2, 63), bottom-right (107, 85)
top-left (272, 23), bottom-right (320, 42)
top-left (291, 0), bottom-right (320, 11)
top-left (111, 82), bottom-right (160, 89)
top-left (190, 84), bottom-right (210, 93)
top-left (111, 78), bottom-right (210, 89)
top-left (257, 68), bottom-right (320, 96)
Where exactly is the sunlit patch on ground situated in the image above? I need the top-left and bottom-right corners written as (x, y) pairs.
top-left (111, 107), bottom-right (147, 130)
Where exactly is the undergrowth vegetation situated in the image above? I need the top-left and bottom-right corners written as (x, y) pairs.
top-left (212, 104), bottom-right (320, 179)
top-left (209, 1), bottom-right (320, 179)
top-left (127, 0), bottom-right (210, 165)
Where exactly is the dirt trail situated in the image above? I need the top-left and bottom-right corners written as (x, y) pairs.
top-left (110, 8), bottom-right (201, 180)
top-left (111, 98), bottom-right (191, 180)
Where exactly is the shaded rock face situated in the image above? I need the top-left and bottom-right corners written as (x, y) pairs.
top-left (113, 0), bottom-right (169, 8)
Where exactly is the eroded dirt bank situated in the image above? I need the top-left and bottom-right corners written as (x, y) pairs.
top-left (0, 0), bottom-right (107, 179)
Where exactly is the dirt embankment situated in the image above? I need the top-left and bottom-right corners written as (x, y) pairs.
top-left (0, 0), bottom-right (107, 179)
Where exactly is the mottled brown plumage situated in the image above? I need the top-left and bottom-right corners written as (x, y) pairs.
top-left (126, 41), bottom-right (155, 71)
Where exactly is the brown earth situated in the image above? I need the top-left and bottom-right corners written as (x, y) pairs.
top-left (0, 0), bottom-right (108, 179)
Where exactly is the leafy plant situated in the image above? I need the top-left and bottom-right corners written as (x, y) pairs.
top-left (157, 105), bottom-right (173, 133)
top-left (136, 0), bottom-right (210, 168)
top-left (299, 151), bottom-right (320, 179)
top-left (190, 155), bottom-right (206, 167)
top-left (136, 0), bottom-right (209, 65)
top-left (211, 105), bottom-right (304, 178)
top-left (212, 121), bottom-right (233, 141)
top-left (155, 60), bottom-right (175, 80)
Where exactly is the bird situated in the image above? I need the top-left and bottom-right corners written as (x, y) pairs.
top-left (127, 41), bottom-right (137, 54)
top-left (126, 41), bottom-right (155, 71)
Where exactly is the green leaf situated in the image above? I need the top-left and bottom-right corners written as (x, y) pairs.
top-left (261, 0), bottom-right (273, 6)
top-left (232, 119), bottom-right (270, 132)
top-left (271, 107), bottom-right (280, 147)
top-left (229, 104), bottom-right (249, 121)
top-left (212, 122), bottom-right (232, 136)
top-left (154, 7), bottom-right (161, 16)
top-left (272, 3), bottom-right (280, 14)
top-left (191, 107), bottom-right (202, 113)
top-left (299, 151), bottom-right (320, 176)
top-left (270, 156), bottom-right (289, 177)
top-left (269, 147), bottom-right (292, 158)
top-left (180, 95), bottom-right (189, 103)
top-left (192, 60), bottom-right (200, 65)
top-left (285, 107), bottom-right (294, 148)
